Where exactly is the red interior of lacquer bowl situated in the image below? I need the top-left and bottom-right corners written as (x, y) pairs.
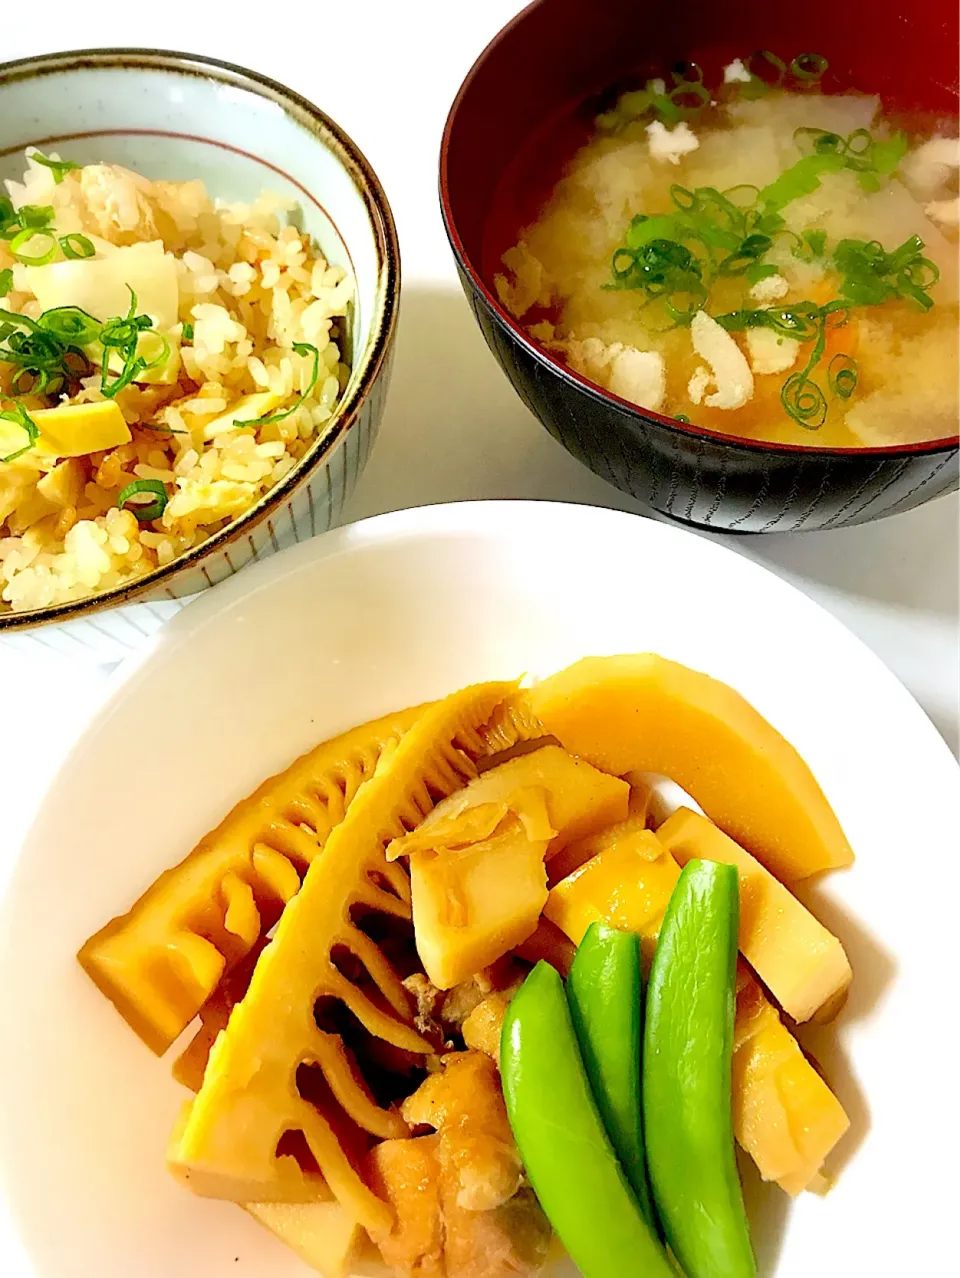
top-left (444, 0), bottom-right (960, 372)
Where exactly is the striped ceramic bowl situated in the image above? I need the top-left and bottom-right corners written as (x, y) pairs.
top-left (0, 48), bottom-right (399, 660)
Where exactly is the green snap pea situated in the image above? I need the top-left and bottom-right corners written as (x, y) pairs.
top-left (501, 961), bottom-right (674, 1278)
top-left (644, 859), bottom-right (756, 1278)
top-left (567, 922), bottom-right (658, 1231)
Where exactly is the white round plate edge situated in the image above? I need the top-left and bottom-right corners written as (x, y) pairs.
top-left (4, 499), bottom-right (955, 883)
top-left (81, 498), bottom-right (960, 787)
top-left (1, 499), bottom-right (958, 1278)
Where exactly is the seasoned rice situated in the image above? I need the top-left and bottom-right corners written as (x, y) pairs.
top-left (0, 152), bottom-right (353, 612)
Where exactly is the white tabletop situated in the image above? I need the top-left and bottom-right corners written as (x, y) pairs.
top-left (1, 0), bottom-right (958, 873)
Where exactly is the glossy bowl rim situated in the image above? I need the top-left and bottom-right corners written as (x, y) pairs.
top-left (438, 0), bottom-right (960, 462)
top-left (0, 46), bottom-right (401, 634)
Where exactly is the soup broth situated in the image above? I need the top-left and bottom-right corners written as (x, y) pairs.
top-left (493, 61), bottom-right (959, 448)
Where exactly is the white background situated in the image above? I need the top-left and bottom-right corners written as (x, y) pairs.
top-left (1, 0), bottom-right (957, 866)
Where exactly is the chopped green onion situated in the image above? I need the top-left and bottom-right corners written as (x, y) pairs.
top-left (0, 197), bottom-right (17, 235)
top-left (828, 354), bottom-right (858, 398)
top-left (781, 368), bottom-right (828, 428)
top-left (846, 129), bottom-right (874, 159)
top-left (833, 234), bottom-right (937, 310)
top-left (792, 126), bottom-right (908, 190)
top-left (696, 186), bottom-right (747, 234)
top-left (714, 303), bottom-right (822, 342)
top-left (183, 323), bottom-right (194, 341)
top-left (746, 50), bottom-right (788, 85)
top-left (776, 304), bottom-right (851, 429)
top-left (626, 212), bottom-right (688, 251)
top-left (10, 227), bottom-right (58, 266)
top-left (779, 308), bottom-right (830, 428)
top-left (670, 185), bottom-right (698, 212)
top-left (28, 150), bottom-right (80, 184)
top-left (0, 400), bottom-right (40, 463)
top-left (790, 53), bottom-right (829, 82)
top-left (235, 341), bottom-right (322, 427)
top-left (0, 304), bottom-right (91, 396)
top-left (139, 420), bottom-right (188, 435)
top-left (664, 283), bottom-right (709, 324)
top-left (612, 247), bottom-right (638, 280)
top-left (671, 61), bottom-right (705, 86)
top-left (11, 367), bottom-right (53, 396)
top-left (758, 153), bottom-right (847, 211)
top-left (793, 127), bottom-right (843, 155)
top-left (0, 310), bottom-right (41, 337)
top-left (745, 262), bottom-right (780, 286)
top-left (38, 305), bottom-right (102, 345)
top-left (18, 204), bottom-right (54, 230)
top-left (747, 210), bottom-right (787, 237)
top-left (60, 233), bottom-right (95, 260)
top-left (117, 478), bottom-right (168, 522)
top-left (718, 233), bottom-right (772, 275)
top-left (597, 53), bottom-right (828, 129)
top-left (871, 132), bottom-right (909, 176)
top-left (607, 236), bottom-right (706, 312)
top-left (620, 88), bottom-right (654, 117)
top-left (674, 413), bottom-right (691, 423)
top-left (98, 286), bottom-right (169, 398)
top-left (722, 184), bottom-right (761, 210)
top-left (0, 288), bottom-right (174, 405)
top-left (0, 269), bottom-right (12, 299)
top-left (596, 87), bottom-right (653, 130)
top-left (667, 81), bottom-right (711, 115)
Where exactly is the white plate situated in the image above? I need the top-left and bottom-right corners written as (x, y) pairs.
top-left (1, 500), bottom-right (957, 1278)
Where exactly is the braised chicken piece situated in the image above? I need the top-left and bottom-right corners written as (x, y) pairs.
top-left (366, 1052), bottom-right (550, 1278)
top-left (368, 1137), bottom-right (445, 1278)
top-left (401, 1051), bottom-right (522, 1211)
top-left (461, 995), bottom-right (511, 1066)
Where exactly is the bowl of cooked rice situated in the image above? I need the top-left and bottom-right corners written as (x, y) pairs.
top-left (0, 48), bottom-right (399, 656)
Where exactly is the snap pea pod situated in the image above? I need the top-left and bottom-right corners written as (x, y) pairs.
top-left (566, 922), bottom-right (658, 1231)
top-left (644, 859), bottom-right (756, 1278)
top-left (501, 961), bottom-right (674, 1278)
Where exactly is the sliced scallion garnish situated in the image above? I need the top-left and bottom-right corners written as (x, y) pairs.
top-left (117, 478), bottom-right (168, 522)
top-left (0, 400), bottom-right (40, 463)
top-left (714, 303), bottom-right (822, 342)
top-left (17, 204), bottom-right (54, 230)
top-left (746, 50), bottom-right (788, 86)
top-left (60, 233), bottom-right (95, 260)
top-left (744, 262), bottom-right (780, 286)
top-left (834, 234), bottom-right (938, 310)
top-left (790, 53), bottom-right (829, 83)
top-left (781, 367), bottom-right (828, 428)
top-left (758, 153), bottom-right (847, 212)
top-left (717, 233), bottom-right (772, 276)
top-left (28, 150), bottom-right (80, 184)
top-left (99, 286), bottom-right (169, 398)
top-left (38, 305), bottom-right (102, 345)
top-left (0, 269), bottom-right (12, 299)
top-left (0, 287), bottom-right (171, 402)
top-left (0, 197), bottom-right (17, 236)
top-left (828, 353), bottom-right (858, 398)
top-left (795, 228), bottom-right (827, 261)
top-left (0, 307), bottom-right (89, 396)
top-left (235, 341), bottom-right (321, 427)
top-left (792, 126), bottom-right (908, 191)
top-left (10, 227), bottom-right (58, 266)
top-left (671, 61), bottom-right (705, 86)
